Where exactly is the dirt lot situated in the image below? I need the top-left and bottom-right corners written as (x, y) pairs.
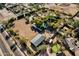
top-left (13, 18), bottom-right (37, 41)
top-left (45, 4), bottom-right (79, 16)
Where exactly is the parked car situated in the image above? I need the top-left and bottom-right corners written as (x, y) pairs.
top-left (10, 44), bottom-right (17, 51)
top-left (5, 35), bottom-right (10, 40)
top-left (0, 24), bottom-right (4, 33)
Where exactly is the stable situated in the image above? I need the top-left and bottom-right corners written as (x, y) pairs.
top-left (31, 34), bottom-right (45, 47)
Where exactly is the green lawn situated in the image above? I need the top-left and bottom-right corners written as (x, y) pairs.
top-left (52, 43), bottom-right (61, 53)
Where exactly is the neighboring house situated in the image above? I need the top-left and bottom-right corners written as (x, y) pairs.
top-left (31, 24), bottom-right (42, 33)
top-left (63, 38), bottom-right (76, 51)
top-left (5, 4), bottom-right (18, 10)
top-left (63, 37), bottom-right (79, 53)
top-left (31, 34), bottom-right (45, 47)
top-left (16, 13), bottom-right (24, 19)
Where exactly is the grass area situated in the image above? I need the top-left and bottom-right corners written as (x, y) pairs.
top-left (52, 43), bottom-right (61, 53)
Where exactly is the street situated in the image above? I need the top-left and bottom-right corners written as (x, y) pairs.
top-left (2, 31), bottom-right (24, 56)
top-left (0, 33), bottom-right (14, 56)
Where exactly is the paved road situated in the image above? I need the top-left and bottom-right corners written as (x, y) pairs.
top-left (14, 46), bottom-right (25, 56)
top-left (1, 31), bottom-right (25, 56)
top-left (0, 33), bottom-right (14, 56)
top-left (0, 48), bottom-right (4, 56)
top-left (0, 37), bottom-right (10, 56)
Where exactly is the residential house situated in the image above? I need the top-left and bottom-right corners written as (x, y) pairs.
top-left (31, 24), bottom-right (42, 33)
top-left (63, 37), bottom-right (79, 56)
top-left (63, 38), bottom-right (76, 52)
top-left (31, 34), bottom-right (45, 47)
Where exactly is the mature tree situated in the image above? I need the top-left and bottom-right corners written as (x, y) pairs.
top-left (48, 19), bottom-right (64, 29)
top-left (6, 17), bottom-right (16, 28)
top-left (7, 28), bottom-right (18, 36)
top-left (15, 35), bottom-right (29, 47)
top-left (72, 20), bottom-right (79, 28)
top-left (32, 17), bottom-right (43, 27)
top-left (52, 43), bottom-right (61, 53)
top-left (37, 45), bottom-right (47, 51)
